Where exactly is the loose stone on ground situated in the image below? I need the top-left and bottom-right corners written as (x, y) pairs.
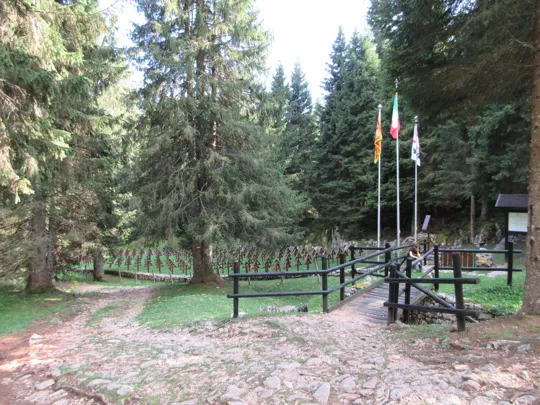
top-left (1, 284), bottom-right (539, 405)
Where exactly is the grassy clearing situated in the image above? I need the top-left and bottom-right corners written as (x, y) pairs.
top-left (137, 275), bottom-right (345, 330)
top-left (0, 291), bottom-right (70, 336)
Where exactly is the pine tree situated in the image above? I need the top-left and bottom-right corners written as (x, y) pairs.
top-left (0, 0), bottom-right (126, 291)
top-left (312, 33), bottom-right (382, 235)
top-left (280, 62), bottom-right (316, 175)
top-left (132, 0), bottom-right (305, 284)
top-left (268, 64), bottom-right (290, 134)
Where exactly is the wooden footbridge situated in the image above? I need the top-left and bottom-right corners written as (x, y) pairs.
top-left (228, 243), bottom-right (523, 330)
top-left (330, 275), bottom-right (431, 324)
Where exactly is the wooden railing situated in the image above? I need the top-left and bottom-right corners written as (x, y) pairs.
top-left (385, 253), bottom-right (481, 332)
top-left (436, 242), bottom-right (522, 286)
top-left (227, 244), bottom-right (414, 318)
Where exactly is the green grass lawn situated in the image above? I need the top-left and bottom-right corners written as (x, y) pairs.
top-left (137, 275), bottom-right (348, 330)
top-left (435, 270), bottom-right (524, 316)
top-left (0, 291), bottom-right (70, 336)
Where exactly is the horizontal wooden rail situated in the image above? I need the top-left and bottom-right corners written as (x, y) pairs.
top-left (439, 248), bottom-right (523, 254)
top-left (383, 303), bottom-right (479, 317)
top-left (227, 269), bottom-right (327, 278)
top-left (438, 266), bottom-right (523, 272)
top-left (228, 290), bottom-right (327, 298)
top-left (385, 278), bottom-right (480, 285)
top-left (350, 246), bottom-right (386, 251)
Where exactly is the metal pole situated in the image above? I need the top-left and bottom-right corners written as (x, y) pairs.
top-left (396, 130), bottom-right (401, 247)
top-left (414, 116), bottom-right (418, 244)
top-left (378, 104), bottom-right (382, 248)
top-left (395, 80), bottom-right (401, 247)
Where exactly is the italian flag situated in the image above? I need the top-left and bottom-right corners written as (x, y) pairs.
top-left (390, 93), bottom-right (400, 140)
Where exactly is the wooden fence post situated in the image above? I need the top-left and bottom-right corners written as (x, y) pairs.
top-left (404, 258), bottom-right (412, 324)
top-left (434, 244), bottom-right (440, 291)
top-left (507, 242), bottom-right (514, 286)
top-left (233, 261), bottom-right (239, 319)
top-left (422, 241), bottom-right (428, 265)
top-left (387, 265), bottom-right (398, 325)
top-left (350, 246), bottom-right (356, 278)
top-left (452, 253), bottom-right (466, 332)
top-left (322, 255), bottom-right (328, 313)
top-left (339, 253), bottom-right (346, 301)
top-left (384, 242), bottom-right (391, 277)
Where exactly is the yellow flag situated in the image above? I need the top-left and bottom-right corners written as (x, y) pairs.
top-left (374, 109), bottom-right (383, 164)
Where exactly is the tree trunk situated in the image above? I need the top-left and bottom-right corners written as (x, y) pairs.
top-left (480, 200), bottom-right (489, 220)
top-left (93, 249), bottom-right (105, 282)
top-left (189, 242), bottom-right (221, 285)
top-left (470, 195), bottom-right (476, 243)
top-left (26, 198), bottom-right (54, 293)
top-left (522, 0), bottom-right (540, 314)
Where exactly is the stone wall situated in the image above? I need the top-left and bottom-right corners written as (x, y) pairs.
top-left (408, 293), bottom-right (491, 325)
top-left (104, 270), bottom-right (191, 283)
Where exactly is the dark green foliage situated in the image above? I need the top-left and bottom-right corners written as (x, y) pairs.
top-left (279, 62), bottom-right (317, 175)
top-left (264, 64), bottom-right (290, 134)
top-left (308, 32), bottom-right (383, 234)
top-left (368, 0), bottom-right (535, 119)
top-left (0, 0), bottom-right (129, 290)
top-left (367, 0), bottom-right (533, 238)
top-left (131, 0), bottom-right (306, 280)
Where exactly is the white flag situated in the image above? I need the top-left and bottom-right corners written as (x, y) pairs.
top-left (411, 123), bottom-right (421, 166)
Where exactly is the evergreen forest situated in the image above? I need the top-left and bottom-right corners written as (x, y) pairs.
top-left (0, 0), bottom-right (539, 313)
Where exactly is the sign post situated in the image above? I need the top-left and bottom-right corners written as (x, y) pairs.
top-left (422, 215), bottom-right (431, 249)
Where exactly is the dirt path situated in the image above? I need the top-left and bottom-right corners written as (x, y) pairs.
top-left (1, 284), bottom-right (539, 405)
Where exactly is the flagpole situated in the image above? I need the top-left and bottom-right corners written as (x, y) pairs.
top-left (414, 116), bottom-right (418, 244)
top-left (395, 79), bottom-right (400, 248)
top-left (377, 104), bottom-right (382, 248)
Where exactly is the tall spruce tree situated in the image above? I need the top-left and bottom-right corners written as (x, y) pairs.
top-left (268, 64), bottom-right (290, 134)
top-left (0, 0), bottom-right (124, 291)
top-left (132, 0), bottom-right (305, 284)
top-left (313, 33), bottom-right (382, 235)
top-left (280, 62), bottom-right (316, 176)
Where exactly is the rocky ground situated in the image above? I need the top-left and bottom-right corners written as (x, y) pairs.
top-left (0, 283), bottom-right (539, 405)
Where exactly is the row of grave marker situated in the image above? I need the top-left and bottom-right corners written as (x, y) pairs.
top-left (77, 246), bottom-right (351, 274)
